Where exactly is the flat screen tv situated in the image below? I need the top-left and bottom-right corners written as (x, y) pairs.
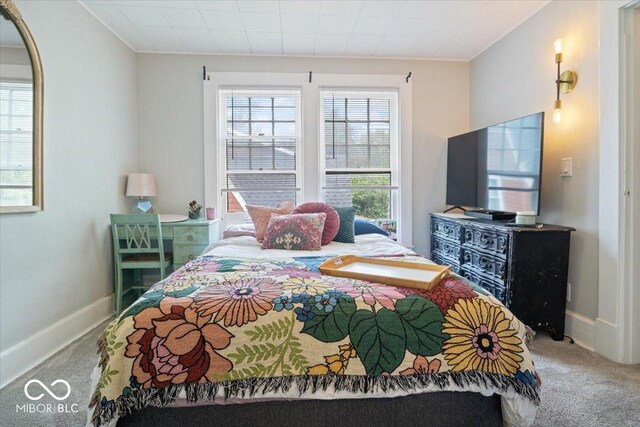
top-left (446, 112), bottom-right (544, 217)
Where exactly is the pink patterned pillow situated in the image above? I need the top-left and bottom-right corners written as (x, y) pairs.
top-left (247, 200), bottom-right (295, 242)
top-left (262, 213), bottom-right (327, 251)
top-left (293, 202), bottom-right (340, 245)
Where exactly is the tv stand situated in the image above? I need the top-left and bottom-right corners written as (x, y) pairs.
top-left (464, 210), bottom-right (516, 221)
top-left (443, 205), bottom-right (467, 213)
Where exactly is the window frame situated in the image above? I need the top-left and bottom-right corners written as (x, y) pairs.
top-left (204, 72), bottom-right (412, 246)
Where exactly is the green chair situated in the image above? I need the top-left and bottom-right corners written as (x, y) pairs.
top-left (110, 214), bottom-right (172, 315)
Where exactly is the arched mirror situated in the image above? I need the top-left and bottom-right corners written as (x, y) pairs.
top-left (0, 0), bottom-right (43, 213)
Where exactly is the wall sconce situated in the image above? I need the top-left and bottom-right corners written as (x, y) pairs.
top-left (553, 38), bottom-right (578, 123)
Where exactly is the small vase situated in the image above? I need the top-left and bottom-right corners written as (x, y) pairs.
top-left (206, 207), bottom-right (216, 220)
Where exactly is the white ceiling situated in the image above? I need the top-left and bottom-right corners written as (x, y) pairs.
top-left (80, 0), bottom-right (549, 60)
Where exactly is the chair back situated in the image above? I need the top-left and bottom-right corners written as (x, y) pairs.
top-left (110, 214), bottom-right (165, 260)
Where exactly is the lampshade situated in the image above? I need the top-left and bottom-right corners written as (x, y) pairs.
top-left (125, 173), bottom-right (157, 197)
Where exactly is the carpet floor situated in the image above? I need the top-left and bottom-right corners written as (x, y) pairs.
top-left (1, 319), bottom-right (638, 427)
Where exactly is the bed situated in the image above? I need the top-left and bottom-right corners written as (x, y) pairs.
top-left (89, 233), bottom-right (539, 427)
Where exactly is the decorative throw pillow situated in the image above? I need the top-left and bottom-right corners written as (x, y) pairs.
top-left (292, 202), bottom-right (340, 245)
top-left (262, 213), bottom-right (327, 251)
top-left (247, 200), bottom-right (295, 242)
top-left (332, 206), bottom-right (357, 243)
top-left (354, 217), bottom-right (390, 236)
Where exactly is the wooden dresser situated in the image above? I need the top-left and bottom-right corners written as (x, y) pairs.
top-left (429, 213), bottom-right (574, 340)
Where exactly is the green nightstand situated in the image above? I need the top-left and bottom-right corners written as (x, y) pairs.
top-left (161, 219), bottom-right (221, 269)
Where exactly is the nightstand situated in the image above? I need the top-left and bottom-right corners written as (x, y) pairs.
top-left (161, 219), bottom-right (221, 269)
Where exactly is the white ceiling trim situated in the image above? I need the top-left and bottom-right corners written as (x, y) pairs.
top-left (134, 49), bottom-right (470, 62)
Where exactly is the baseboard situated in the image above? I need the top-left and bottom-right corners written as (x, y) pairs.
top-left (565, 310), bottom-right (595, 351)
top-left (0, 294), bottom-right (114, 389)
top-left (595, 317), bottom-right (621, 362)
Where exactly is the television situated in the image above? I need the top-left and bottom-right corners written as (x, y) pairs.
top-left (446, 112), bottom-right (544, 219)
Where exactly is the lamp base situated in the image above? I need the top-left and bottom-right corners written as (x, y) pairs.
top-left (130, 198), bottom-right (154, 214)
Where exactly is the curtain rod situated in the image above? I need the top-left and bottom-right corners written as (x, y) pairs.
top-left (202, 67), bottom-right (411, 83)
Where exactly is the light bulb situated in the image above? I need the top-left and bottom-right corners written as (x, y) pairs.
top-left (553, 100), bottom-right (562, 123)
top-left (554, 38), bottom-right (563, 54)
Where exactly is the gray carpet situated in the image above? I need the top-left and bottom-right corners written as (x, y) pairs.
top-left (1, 319), bottom-right (638, 427)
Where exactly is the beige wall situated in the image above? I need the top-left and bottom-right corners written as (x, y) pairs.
top-left (470, 0), bottom-right (600, 320)
top-left (137, 54), bottom-right (469, 256)
top-left (0, 0), bottom-right (138, 380)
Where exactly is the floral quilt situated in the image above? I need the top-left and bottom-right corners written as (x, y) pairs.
top-left (90, 255), bottom-right (540, 426)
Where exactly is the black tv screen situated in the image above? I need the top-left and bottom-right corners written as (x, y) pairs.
top-left (446, 112), bottom-right (544, 214)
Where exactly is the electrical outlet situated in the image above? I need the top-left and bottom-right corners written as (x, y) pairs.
top-left (561, 158), bottom-right (573, 177)
top-left (567, 283), bottom-right (571, 302)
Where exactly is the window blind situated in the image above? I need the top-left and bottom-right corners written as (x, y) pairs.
top-left (219, 89), bottom-right (301, 214)
top-left (321, 91), bottom-right (398, 220)
top-left (0, 81), bottom-right (33, 206)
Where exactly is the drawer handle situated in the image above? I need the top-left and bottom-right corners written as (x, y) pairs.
top-left (187, 235), bottom-right (194, 241)
top-left (479, 234), bottom-right (494, 247)
top-left (188, 253), bottom-right (196, 260)
top-left (479, 257), bottom-right (492, 271)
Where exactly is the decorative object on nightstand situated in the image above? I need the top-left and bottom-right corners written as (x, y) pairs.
top-left (430, 213), bottom-right (574, 340)
top-left (206, 207), bottom-right (216, 220)
top-left (125, 173), bottom-right (157, 214)
top-left (188, 200), bottom-right (202, 219)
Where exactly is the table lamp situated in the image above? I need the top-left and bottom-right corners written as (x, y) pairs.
top-left (126, 173), bottom-right (156, 214)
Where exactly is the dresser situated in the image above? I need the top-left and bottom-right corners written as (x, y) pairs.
top-left (430, 213), bottom-right (574, 340)
top-left (161, 219), bottom-right (221, 269)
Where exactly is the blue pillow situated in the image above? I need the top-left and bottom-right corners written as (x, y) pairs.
top-left (354, 218), bottom-right (389, 236)
top-left (332, 206), bottom-right (357, 243)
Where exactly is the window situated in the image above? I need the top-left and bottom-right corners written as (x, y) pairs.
top-left (320, 90), bottom-right (399, 220)
top-left (206, 72), bottom-right (412, 246)
top-left (0, 81), bottom-right (33, 207)
top-left (218, 89), bottom-right (302, 217)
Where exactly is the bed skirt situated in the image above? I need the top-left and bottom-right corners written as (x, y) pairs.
top-left (116, 392), bottom-right (502, 426)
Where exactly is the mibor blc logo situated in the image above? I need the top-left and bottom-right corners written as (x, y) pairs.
top-left (16, 379), bottom-right (79, 414)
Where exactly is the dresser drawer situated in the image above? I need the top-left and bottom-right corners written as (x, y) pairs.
top-left (462, 225), bottom-right (509, 258)
top-left (430, 253), bottom-right (460, 274)
top-left (174, 226), bottom-right (210, 245)
top-left (461, 249), bottom-right (506, 281)
top-left (174, 244), bottom-right (208, 265)
top-left (432, 237), bottom-right (461, 260)
top-left (460, 269), bottom-right (508, 305)
top-left (431, 236), bottom-right (461, 270)
top-left (431, 218), bottom-right (462, 242)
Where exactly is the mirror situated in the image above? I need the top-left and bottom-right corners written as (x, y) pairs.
top-left (0, 0), bottom-right (43, 212)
